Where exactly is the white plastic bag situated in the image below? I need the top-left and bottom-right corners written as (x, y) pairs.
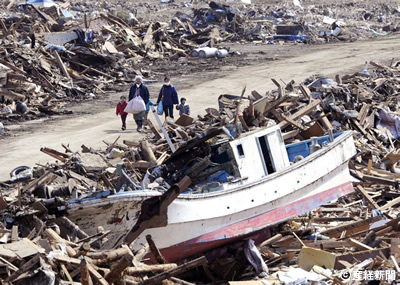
top-left (124, 96), bottom-right (146, 114)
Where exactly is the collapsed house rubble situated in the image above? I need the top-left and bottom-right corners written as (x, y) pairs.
top-left (0, 59), bottom-right (400, 283)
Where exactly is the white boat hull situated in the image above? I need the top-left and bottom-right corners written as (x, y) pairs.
top-left (67, 131), bottom-right (356, 261)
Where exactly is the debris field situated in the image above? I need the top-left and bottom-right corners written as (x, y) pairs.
top-left (1, 0), bottom-right (400, 284)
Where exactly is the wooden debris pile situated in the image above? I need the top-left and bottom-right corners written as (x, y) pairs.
top-left (2, 59), bottom-right (400, 283)
top-left (252, 187), bottom-right (400, 284)
top-left (0, 205), bottom-right (209, 284)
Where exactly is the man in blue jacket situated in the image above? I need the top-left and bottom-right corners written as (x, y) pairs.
top-left (129, 75), bottom-right (150, 132)
top-left (157, 76), bottom-right (179, 119)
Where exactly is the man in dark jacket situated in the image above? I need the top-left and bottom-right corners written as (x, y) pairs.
top-left (129, 75), bottom-right (150, 132)
top-left (157, 76), bottom-right (179, 119)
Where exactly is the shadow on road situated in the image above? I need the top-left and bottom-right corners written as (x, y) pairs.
top-left (103, 130), bottom-right (135, 134)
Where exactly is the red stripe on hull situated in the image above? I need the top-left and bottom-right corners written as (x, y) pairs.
top-left (158, 181), bottom-right (354, 262)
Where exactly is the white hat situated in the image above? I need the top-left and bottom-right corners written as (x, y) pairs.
top-left (135, 75), bottom-right (143, 81)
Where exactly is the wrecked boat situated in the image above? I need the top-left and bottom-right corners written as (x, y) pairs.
top-left (67, 125), bottom-right (356, 262)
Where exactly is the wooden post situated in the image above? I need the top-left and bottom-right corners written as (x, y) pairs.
top-left (105, 254), bottom-right (133, 283)
top-left (146, 234), bottom-right (166, 264)
top-left (147, 120), bottom-right (162, 140)
top-left (87, 263), bottom-right (109, 285)
top-left (44, 228), bottom-right (77, 257)
top-left (56, 216), bottom-right (89, 240)
top-left (259, 233), bottom-right (282, 248)
top-left (80, 258), bottom-right (93, 285)
top-left (138, 256), bottom-right (207, 285)
top-left (140, 140), bottom-right (157, 166)
top-left (150, 105), bottom-right (176, 152)
top-left (125, 264), bottom-right (177, 275)
top-left (52, 50), bottom-right (70, 79)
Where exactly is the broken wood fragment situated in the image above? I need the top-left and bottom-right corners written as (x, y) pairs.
top-left (146, 234), bottom-right (166, 264)
top-left (138, 256), bottom-right (207, 285)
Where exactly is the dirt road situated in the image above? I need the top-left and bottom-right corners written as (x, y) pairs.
top-left (0, 37), bottom-right (398, 181)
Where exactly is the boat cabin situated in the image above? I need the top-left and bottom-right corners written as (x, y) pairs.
top-left (228, 125), bottom-right (290, 181)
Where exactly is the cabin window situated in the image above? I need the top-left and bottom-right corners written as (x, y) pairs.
top-left (258, 136), bottom-right (276, 174)
top-left (236, 143), bottom-right (245, 157)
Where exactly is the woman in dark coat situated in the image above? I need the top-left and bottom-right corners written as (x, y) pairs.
top-left (129, 75), bottom-right (150, 132)
top-left (157, 76), bottom-right (179, 119)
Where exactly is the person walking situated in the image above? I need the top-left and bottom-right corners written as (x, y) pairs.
top-left (116, 96), bottom-right (128, 130)
top-left (128, 75), bottom-right (150, 132)
top-left (157, 76), bottom-right (179, 119)
top-left (176, 97), bottom-right (190, 116)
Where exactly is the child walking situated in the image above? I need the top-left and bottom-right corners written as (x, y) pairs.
top-left (177, 97), bottom-right (190, 116)
top-left (116, 96), bottom-right (128, 130)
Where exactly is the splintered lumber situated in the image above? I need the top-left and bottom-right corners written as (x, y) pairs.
top-left (138, 256), bottom-right (207, 285)
top-left (146, 234), bottom-right (166, 264)
top-left (87, 246), bottom-right (132, 265)
top-left (259, 234), bottom-right (283, 248)
top-left (0, 256), bottom-right (18, 272)
top-left (61, 263), bottom-right (74, 284)
top-left (335, 248), bottom-right (390, 269)
top-left (126, 264), bottom-right (177, 275)
top-left (251, 90), bottom-right (263, 100)
top-left (40, 147), bottom-right (69, 162)
top-left (299, 84), bottom-right (312, 99)
top-left (53, 50), bottom-right (70, 79)
top-left (105, 254), bottom-right (133, 283)
top-left (379, 196), bottom-right (400, 212)
top-left (105, 135), bottom-right (121, 153)
top-left (56, 216), bottom-right (89, 240)
top-left (319, 216), bottom-right (381, 238)
top-left (348, 238), bottom-right (373, 251)
top-left (263, 95), bottom-right (290, 116)
top-left (391, 255), bottom-right (400, 273)
top-left (271, 109), bottom-right (305, 131)
top-left (0, 58), bottom-right (27, 75)
top-left (360, 174), bottom-right (398, 187)
top-left (87, 263), bottom-right (108, 285)
top-left (355, 185), bottom-right (379, 209)
top-left (125, 176), bottom-right (191, 245)
top-left (140, 140), bottom-right (157, 166)
top-left (271, 78), bottom-right (284, 98)
top-left (44, 228), bottom-right (77, 257)
top-left (278, 99), bottom-right (321, 130)
top-left (4, 254), bottom-right (40, 283)
top-left (147, 120), bottom-right (162, 140)
top-left (123, 140), bottom-right (140, 147)
top-left (44, 228), bottom-right (77, 247)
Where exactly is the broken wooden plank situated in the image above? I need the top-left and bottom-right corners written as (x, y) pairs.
top-left (278, 99), bottom-right (321, 130)
top-left (355, 185), bottom-right (379, 209)
top-left (40, 147), bottom-right (69, 162)
top-left (53, 50), bottom-right (70, 79)
top-left (146, 234), bottom-right (166, 264)
top-left (138, 256), bottom-right (207, 285)
top-left (126, 264), bottom-right (177, 275)
top-left (348, 238), bottom-right (373, 251)
top-left (4, 254), bottom-right (40, 282)
top-left (320, 216), bottom-right (381, 238)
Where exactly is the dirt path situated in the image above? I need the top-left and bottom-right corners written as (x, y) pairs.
top-left (0, 37), bottom-right (398, 181)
